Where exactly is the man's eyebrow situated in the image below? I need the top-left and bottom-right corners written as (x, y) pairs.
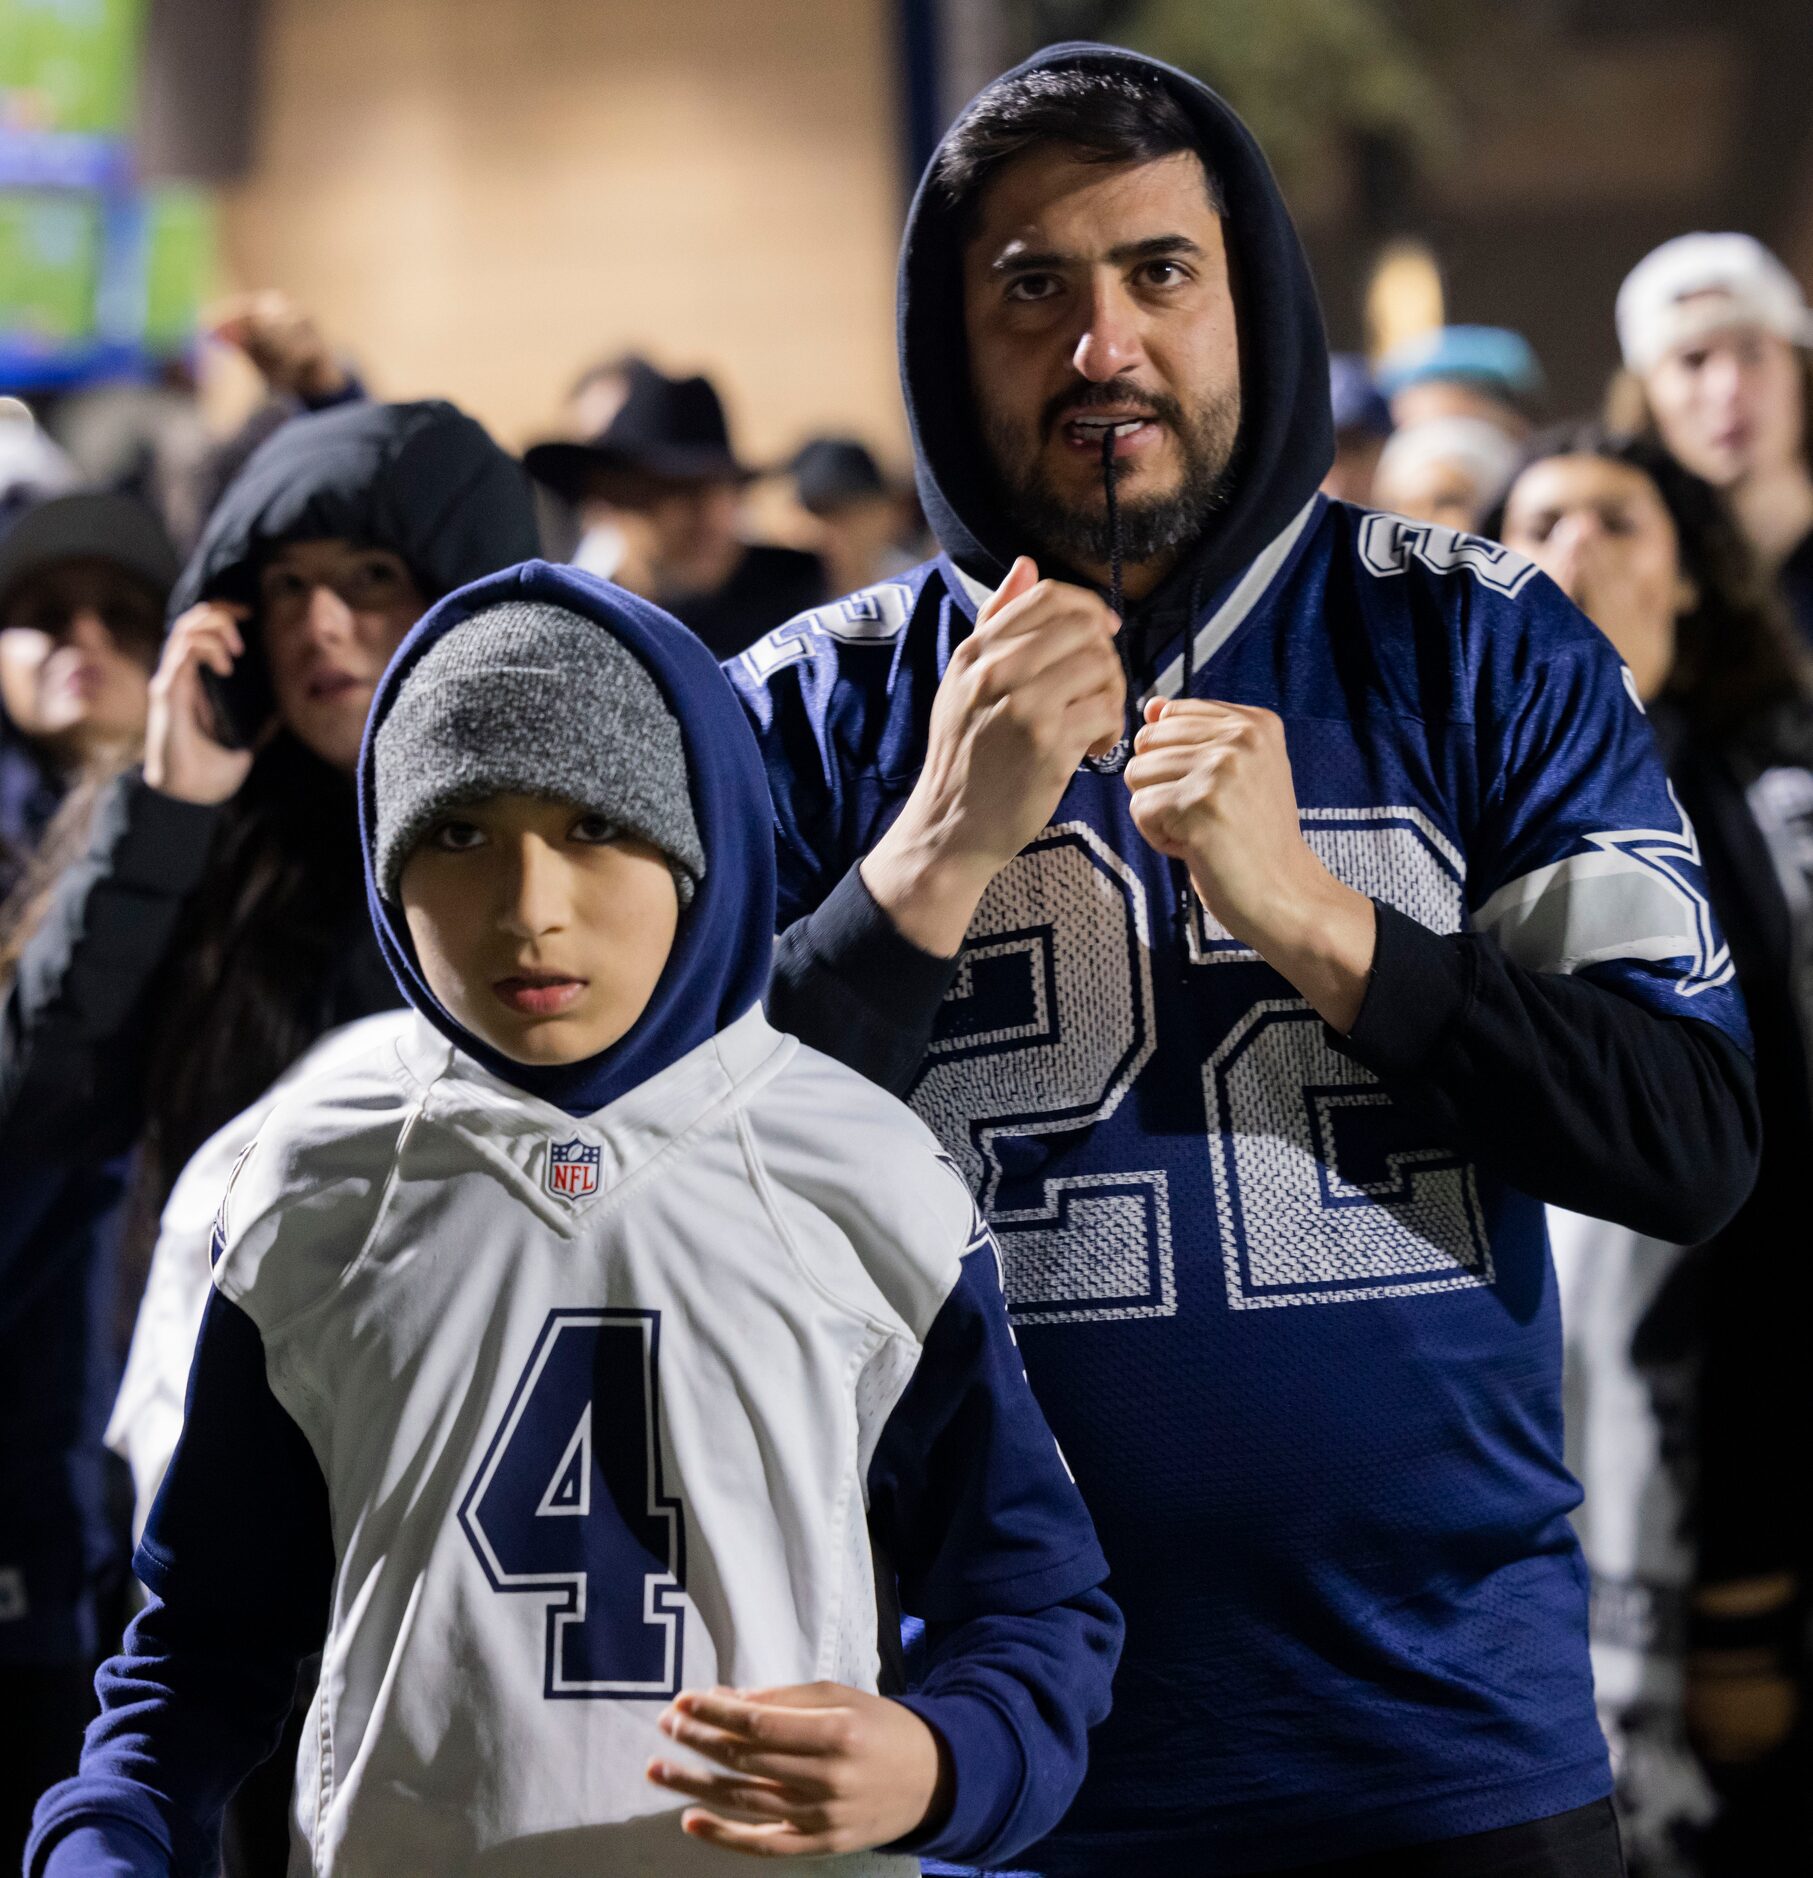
top-left (990, 246), bottom-right (1071, 275)
top-left (988, 233), bottom-right (1206, 274)
top-left (1107, 233), bottom-right (1206, 265)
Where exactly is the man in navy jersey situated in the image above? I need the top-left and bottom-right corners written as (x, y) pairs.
top-left (733, 43), bottom-right (1759, 1878)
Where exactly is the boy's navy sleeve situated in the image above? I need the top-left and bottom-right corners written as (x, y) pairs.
top-left (867, 1241), bottom-right (1121, 1867)
top-left (27, 1288), bottom-right (334, 1878)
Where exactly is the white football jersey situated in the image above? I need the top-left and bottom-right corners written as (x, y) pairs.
top-left (204, 1003), bottom-right (1040, 1877)
top-left (107, 1014), bottom-right (410, 1536)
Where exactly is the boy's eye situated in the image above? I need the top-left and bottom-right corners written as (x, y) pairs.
top-left (1003, 272), bottom-right (1061, 304)
top-left (570, 813), bottom-right (622, 845)
top-left (429, 819), bottom-right (486, 852)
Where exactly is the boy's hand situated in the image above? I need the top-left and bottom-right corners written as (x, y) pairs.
top-left (647, 1681), bottom-right (950, 1857)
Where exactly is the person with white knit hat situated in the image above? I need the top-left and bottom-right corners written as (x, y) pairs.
top-left (1613, 232), bottom-right (1813, 643)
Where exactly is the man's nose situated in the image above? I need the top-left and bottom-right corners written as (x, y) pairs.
top-left (498, 837), bottom-right (567, 939)
top-left (1071, 273), bottom-right (1145, 382)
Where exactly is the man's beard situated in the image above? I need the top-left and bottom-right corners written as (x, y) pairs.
top-left (980, 377), bottom-right (1241, 573)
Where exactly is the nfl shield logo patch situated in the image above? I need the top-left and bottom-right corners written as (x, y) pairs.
top-left (546, 1137), bottom-right (601, 1200)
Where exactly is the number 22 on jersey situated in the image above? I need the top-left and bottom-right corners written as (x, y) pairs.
top-left (910, 820), bottom-right (1492, 1322)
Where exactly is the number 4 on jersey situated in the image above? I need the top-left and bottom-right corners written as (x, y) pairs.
top-left (460, 1310), bottom-right (686, 1699)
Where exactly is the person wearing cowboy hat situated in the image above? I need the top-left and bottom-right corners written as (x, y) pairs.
top-left (526, 366), bottom-right (825, 658)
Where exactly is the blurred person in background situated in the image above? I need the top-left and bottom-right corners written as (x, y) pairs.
top-left (0, 412), bottom-right (86, 890)
top-left (1491, 428), bottom-right (1813, 1876)
top-left (0, 493), bottom-right (176, 1868)
top-left (0, 402), bottom-right (80, 536)
top-left (1320, 353), bottom-right (1392, 504)
top-left (1371, 413), bottom-right (1521, 532)
top-left (1375, 324), bottom-right (1545, 438)
top-left (532, 353), bottom-right (660, 575)
top-left (49, 292), bottom-right (364, 558)
top-left (786, 434), bottom-right (922, 597)
top-left (1611, 234), bottom-right (1813, 650)
top-left (0, 495), bottom-right (175, 898)
top-left (0, 398), bottom-right (535, 1873)
top-left (525, 364), bottom-right (824, 657)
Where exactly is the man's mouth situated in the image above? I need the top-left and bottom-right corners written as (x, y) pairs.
top-left (492, 970), bottom-right (588, 1017)
top-left (307, 670), bottom-right (364, 702)
top-left (1059, 411), bottom-right (1163, 458)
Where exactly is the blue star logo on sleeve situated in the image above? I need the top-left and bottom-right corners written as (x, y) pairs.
top-left (1585, 787), bottom-right (1732, 995)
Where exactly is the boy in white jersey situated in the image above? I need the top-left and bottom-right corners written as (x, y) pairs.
top-left (28, 562), bottom-right (1120, 1878)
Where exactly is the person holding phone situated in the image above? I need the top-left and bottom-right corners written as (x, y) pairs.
top-left (0, 397), bottom-right (536, 1872)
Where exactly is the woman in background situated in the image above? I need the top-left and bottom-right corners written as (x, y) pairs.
top-left (1491, 429), bottom-right (1812, 1875)
top-left (0, 492), bottom-right (176, 1866)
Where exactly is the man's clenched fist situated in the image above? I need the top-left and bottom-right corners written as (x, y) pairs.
top-left (861, 556), bottom-right (1125, 956)
top-left (1124, 695), bottom-right (1377, 1032)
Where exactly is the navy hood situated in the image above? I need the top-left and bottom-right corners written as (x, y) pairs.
top-left (901, 42), bottom-right (1332, 633)
top-left (170, 398), bottom-right (540, 629)
top-left (358, 560), bottom-right (775, 1118)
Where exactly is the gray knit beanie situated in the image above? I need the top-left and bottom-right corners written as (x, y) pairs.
top-left (372, 599), bottom-right (704, 906)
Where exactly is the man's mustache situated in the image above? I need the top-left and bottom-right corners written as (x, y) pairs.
top-left (1039, 379), bottom-right (1188, 440)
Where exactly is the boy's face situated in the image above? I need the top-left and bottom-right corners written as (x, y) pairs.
top-left (399, 793), bottom-right (680, 1067)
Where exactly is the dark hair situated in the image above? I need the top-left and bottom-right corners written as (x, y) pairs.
top-left (135, 732), bottom-right (368, 1206)
top-left (933, 67), bottom-right (1221, 235)
top-left (0, 749), bottom-right (135, 988)
top-left (1484, 424), bottom-right (1809, 746)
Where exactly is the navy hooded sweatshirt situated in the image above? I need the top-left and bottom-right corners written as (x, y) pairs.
top-left (739, 41), bottom-right (1760, 1873)
top-left (26, 561), bottom-right (1121, 1877)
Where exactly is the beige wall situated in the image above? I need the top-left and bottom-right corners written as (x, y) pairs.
top-left (217, 0), bottom-right (909, 465)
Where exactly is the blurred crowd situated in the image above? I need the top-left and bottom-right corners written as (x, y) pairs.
top-left (1, 223), bottom-right (1811, 1877)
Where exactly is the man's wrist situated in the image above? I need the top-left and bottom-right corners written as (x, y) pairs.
top-left (860, 813), bottom-right (999, 959)
top-left (1240, 870), bottom-right (1377, 1033)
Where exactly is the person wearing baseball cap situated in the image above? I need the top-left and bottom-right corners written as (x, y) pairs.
top-left (1374, 325), bottom-right (1545, 439)
top-left (1320, 354), bottom-right (1393, 504)
top-left (1611, 232), bottom-right (1813, 643)
top-left (0, 492), bottom-right (178, 900)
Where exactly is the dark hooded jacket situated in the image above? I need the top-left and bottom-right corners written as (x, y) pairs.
top-left (743, 41), bottom-right (1761, 1872)
top-left (27, 562), bottom-right (1121, 1877)
top-left (0, 399), bottom-right (535, 1679)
